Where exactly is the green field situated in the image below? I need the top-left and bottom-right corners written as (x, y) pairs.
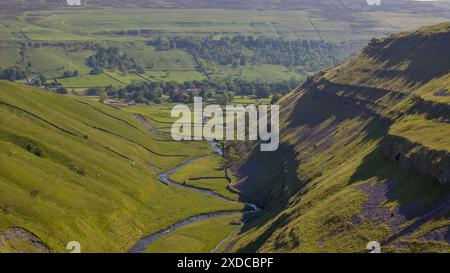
top-left (169, 156), bottom-right (239, 200)
top-left (144, 213), bottom-right (243, 253)
top-left (126, 104), bottom-right (179, 123)
top-left (21, 9), bottom-right (328, 40)
top-left (2, 6), bottom-right (448, 88)
top-left (0, 44), bottom-right (19, 68)
top-left (28, 47), bottom-right (93, 75)
top-left (209, 64), bottom-right (304, 82)
top-left (142, 70), bottom-right (205, 82)
top-left (17, 8), bottom-right (449, 42)
top-left (56, 73), bottom-right (124, 88)
top-left (231, 96), bottom-right (272, 105)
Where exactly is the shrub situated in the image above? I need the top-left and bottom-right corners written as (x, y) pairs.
top-left (55, 87), bottom-right (68, 94)
top-left (25, 143), bottom-right (45, 157)
top-left (68, 163), bottom-right (87, 176)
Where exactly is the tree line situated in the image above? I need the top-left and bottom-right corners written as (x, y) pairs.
top-left (85, 77), bottom-right (301, 105)
top-left (86, 46), bottom-right (139, 74)
top-left (0, 67), bottom-right (28, 81)
top-left (148, 35), bottom-right (344, 71)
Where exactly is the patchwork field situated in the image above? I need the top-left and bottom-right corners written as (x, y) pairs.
top-left (1, 5), bottom-right (448, 88)
top-left (20, 9), bottom-right (334, 40)
top-left (17, 7), bottom-right (449, 42)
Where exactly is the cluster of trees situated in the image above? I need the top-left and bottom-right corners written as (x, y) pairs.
top-left (0, 67), bottom-right (27, 81)
top-left (164, 78), bottom-right (302, 104)
top-left (163, 78), bottom-right (299, 101)
top-left (158, 78), bottom-right (300, 102)
top-left (1, 67), bottom-right (78, 83)
top-left (55, 87), bottom-right (68, 94)
top-left (30, 75), bottom-right (48, 86)
top-left (23, 41), bottom-right (97, 51)
top-left (169, 90), bottom-right (195, 104)
top-left (168, 88), bottom-right (235, 105)
top-left (84, 77), bottom-right (297, 105)
top-left (183, 78), bottom-right (299, 95)
top-left (148, 36), bottom-right (343, 70)
top-left (63, 70), bottom-right (79, 78)
top-left (86, 47), bottom-right (139, 73)
top-left (89, 67), bottom-right (103, 75)
top-left (86, 81), bottom-right (163, 104)
top-left (101, 29), bottom-right (163, 36)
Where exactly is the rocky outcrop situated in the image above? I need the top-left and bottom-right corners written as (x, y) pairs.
top-left (0, 227), bottom-right (50, 253)
top-left (384, 135), bottom-right (450, 184)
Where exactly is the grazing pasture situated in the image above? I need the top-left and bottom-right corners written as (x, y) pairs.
top-left (144, 213), bottom-right (243, 253)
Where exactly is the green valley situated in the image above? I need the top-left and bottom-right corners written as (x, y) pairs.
top-left (0, 0), bottom-right (449, 255)
top-left (0, 81), bottom-right (245, 252)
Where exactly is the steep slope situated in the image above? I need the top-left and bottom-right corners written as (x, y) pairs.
top-left (0, 81), bottom-right (244, 252)
top-left (225, 22), bottom-right (450, 253)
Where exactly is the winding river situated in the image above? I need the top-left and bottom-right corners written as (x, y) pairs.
top-left (129, 115), bottom-right (260, 253)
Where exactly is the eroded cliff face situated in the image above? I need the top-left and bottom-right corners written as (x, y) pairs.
top-left (225, 23), bottom-right (450, 253)
top-left (384, 135), bottom-right (450, 185)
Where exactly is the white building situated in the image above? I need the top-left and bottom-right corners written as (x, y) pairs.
top-left (66, 0), bottom-right (81, 6)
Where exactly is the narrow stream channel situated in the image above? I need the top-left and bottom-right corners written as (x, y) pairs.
top-left (129, 115), bottom-right (261, 253)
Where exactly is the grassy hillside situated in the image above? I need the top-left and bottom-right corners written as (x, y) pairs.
top-left (0, 80), bottom-right (245, 252)
top-left (224, 22), bottom-right (450, 253)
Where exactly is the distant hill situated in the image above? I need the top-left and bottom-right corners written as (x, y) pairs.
top-left (226, 22), bottom-right (450, 253)
top-left (2, 0), bottom-right (450, 17)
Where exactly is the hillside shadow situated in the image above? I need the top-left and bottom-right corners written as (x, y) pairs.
top-left (235, 142), bottom-right (303, 207)
top-left (233, 142), bottom-right (303, 252)
top-left (287, 86), bottom-right (389, 144)
top-left (406, 100), bottom-right (450, 121)
top-left (365, 33), bottom-right (450, 85)
top-left (287, 86), bottom-right (362, 129)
